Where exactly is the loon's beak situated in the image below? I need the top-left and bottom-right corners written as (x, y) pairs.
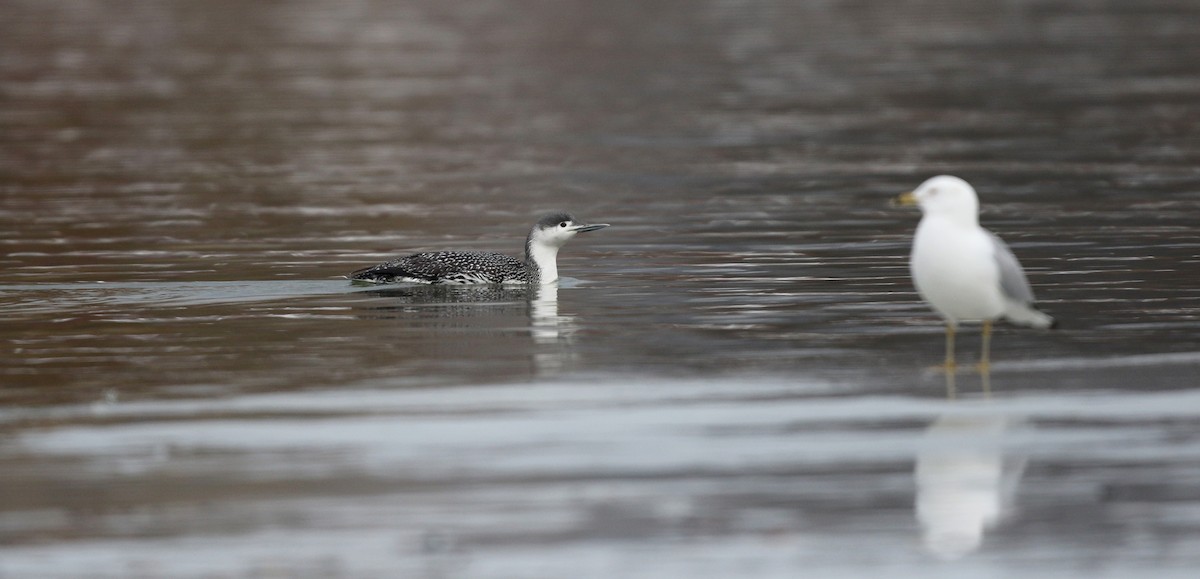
top-left (892, 191), bottom-right (917, 207)
top-left (571, 223), bottom-right (610, 233)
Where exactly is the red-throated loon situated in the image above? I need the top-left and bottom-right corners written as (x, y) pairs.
top-left (348, 212), bottom-right (609, 285)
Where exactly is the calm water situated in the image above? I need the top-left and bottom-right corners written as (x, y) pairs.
top-left (4, 0), bottom-right (1200, 577)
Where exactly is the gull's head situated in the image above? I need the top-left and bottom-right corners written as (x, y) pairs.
top-left (897, 175), bottom-right (979, 223)
top-left (528, 212), bottom-right (610, 249)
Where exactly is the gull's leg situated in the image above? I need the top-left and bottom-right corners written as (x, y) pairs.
top-left (943, 323), bottom-right (957, 372)
top-left (980, 360), bottom-right (992, 399)
top-left (977, 319), bottom-right (992, 372)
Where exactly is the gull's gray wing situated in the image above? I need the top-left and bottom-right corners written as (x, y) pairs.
top-left (987, 231), bottom-right (1036, 304)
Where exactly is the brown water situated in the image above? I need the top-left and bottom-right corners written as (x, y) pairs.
top-left (4, 0), bottom-right (1200, 577)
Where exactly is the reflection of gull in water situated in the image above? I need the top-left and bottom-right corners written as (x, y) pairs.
top-left (915, 408), bottom-right (1027, 560)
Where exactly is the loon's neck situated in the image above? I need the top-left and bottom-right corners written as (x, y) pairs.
top-left (524, 238), bottom-right (560, 284)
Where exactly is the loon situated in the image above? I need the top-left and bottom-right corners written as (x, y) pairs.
top-left (348, 212), bottom-right (609, 285)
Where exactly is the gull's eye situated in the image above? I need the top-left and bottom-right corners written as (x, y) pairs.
top-left (927, 188), bottom-right (938, 196)
top-left (559, 222), bottom-right (569, 228)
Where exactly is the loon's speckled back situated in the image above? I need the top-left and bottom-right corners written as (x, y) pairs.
top-left (349, 251), bottom-right (530, 284)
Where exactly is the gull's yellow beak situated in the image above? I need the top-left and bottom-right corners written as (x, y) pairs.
top-left (892, 191), bottom-right (917, 207)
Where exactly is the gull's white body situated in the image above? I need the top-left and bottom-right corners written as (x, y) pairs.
top-left (912, 214), bottom-right (1006, 325)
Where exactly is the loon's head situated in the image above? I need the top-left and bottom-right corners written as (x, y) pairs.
top-left (528, 212), bottom-right (610, 249)
top-left (896, 175), bottom-right (980, 224)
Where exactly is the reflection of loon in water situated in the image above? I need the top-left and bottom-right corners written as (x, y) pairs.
top-left (356, 284), bottom-right (536, 307)
top-left (915, 410), bottom-right (1027, 560)
top-left (351, 284), bottom-right (541, 326)
top-left (353, 282), bottom-right (579, 375)
top-left (348, 212), bottom-right (609, 285)
top-left (352, 281), bottom-right (573, 326)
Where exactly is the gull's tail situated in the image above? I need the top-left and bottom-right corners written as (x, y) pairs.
top-left (1003, 302), bottom-right (1057, 329)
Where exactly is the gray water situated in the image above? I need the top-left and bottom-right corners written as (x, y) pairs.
top-left (4, 0), bottom-right (1200, 577)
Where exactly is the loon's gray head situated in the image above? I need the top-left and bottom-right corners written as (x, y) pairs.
top-left (524, 212), bottom-right (609, 284)
top-left (528, 212), bottom-right (610, 249)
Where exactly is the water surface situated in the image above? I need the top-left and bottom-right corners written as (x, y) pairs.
top-left (3, 0), bottom-right (1200, 577)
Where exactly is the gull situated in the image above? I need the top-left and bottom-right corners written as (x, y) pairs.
top-left (896, 176), bottom-right (1056, 370)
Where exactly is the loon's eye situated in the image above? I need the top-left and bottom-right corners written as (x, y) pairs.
top-left (559, 222), bottom-right (569, 228)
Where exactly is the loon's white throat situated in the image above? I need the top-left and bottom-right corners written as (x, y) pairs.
top-left (527, 241), bottom-right (561, 284)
